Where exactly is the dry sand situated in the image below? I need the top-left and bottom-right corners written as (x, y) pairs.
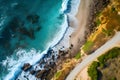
top-left (75, 66), bottom-right (90, 80)
top-left (70, 0), bottom-right (93, 55)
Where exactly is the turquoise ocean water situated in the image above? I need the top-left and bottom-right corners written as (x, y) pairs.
top-left (0, 0), bottom-right (75, 79)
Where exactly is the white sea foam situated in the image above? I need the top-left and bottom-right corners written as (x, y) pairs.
top-left (69, 0), bottom-right (81, 16)
top-left (50, 14), bottom-right (68, 47)
top-left (3, 48), bottom-right (44, 80)
top-left (3, 0), bottom-right (81, 80)
top-left (60, 0), bottom-right (69, 13)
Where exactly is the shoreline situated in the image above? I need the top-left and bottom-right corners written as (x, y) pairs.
top-left (3, 0), bottom-right (80, 80)
top-left (66, 0), bottom-right (112, 79)
top-left (53, 0), bottom-right (111, 79)
top-left (51, 0), bottom-right (93, 80)
top-left (3, 0), bottom-right (71, 79)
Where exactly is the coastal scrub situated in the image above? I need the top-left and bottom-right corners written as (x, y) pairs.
top-left (82, 41), bottom-right (94, 54)
top-left (88, 47), bottom-right (120, 80)
top-left (81, 0), bottom-right (120, 54)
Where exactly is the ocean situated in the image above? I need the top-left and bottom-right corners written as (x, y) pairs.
top-left (0, 0), bottom-right (80, 80)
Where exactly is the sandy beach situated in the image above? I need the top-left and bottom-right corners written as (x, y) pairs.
top-left (70, 0), bottom-right (92, 55)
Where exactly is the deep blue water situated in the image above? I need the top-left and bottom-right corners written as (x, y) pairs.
top-left (0, 0), bottom-right (67, 79)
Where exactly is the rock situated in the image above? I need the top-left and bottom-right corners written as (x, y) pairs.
top-left (61, 51), bottom-right (66, 56)
top-left (30, 70), bottom-right (36, 75)
top-left (35, 70), bottom-right (45, 78)
top-left (42, 69), bottom-right (51, 80)
top-left (44, 63), bottom-right (49, 69)
top-left (22, 63), bottom-right (32, 71)
top-left (52, 55), bottom-right (55, 61)
top-left (18, 27), bottom-right (35, 40)
top-left (39, 59), bottom-right (45, 65)
top-left (49, 62), bottom-right (56, 68)
top-left (57, 54), bottom-right (61, 59)
top-left (69, 47), bottom-right (72, 49)
top-left (26, 14), bottom-right (39, 24)
top-left (59, 50), bottom-right (64, 53)
top-left (36, 26), bottom-right (41, 32)
top-left (29, 28), bottom-right (35, 39)
top-left (71, 44), bottom-right (73, 47)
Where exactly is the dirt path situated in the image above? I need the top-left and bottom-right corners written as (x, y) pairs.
top-left (66, 32), bottom-right (120, 80)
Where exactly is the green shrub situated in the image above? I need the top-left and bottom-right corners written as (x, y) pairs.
top-left (96, 12), bottom-right (101, 17)
top-left (98, 47), bottom-right (120, 68)
top-left (74, 52), bottom-right (81, 59)
top-left (102, 28), bottom-right (112, 36)
top-left (88, 61), bottom-right (99, 80)
top-left (82, 41), bottom-right (94, 53)
top-left (96, 19), bottom-right (101, 26)
top-left (55, 71), bottom-right (62, 79)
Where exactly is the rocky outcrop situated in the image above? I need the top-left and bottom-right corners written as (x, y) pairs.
top-left (30, 70), bottom-right (36, 75)
top-left (22, 63), bottom-right (32, 71)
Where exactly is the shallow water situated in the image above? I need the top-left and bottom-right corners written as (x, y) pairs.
top-left (0, 0), bottom-right (66, 79)
top-left (0, 0), bottom-right (82, 79)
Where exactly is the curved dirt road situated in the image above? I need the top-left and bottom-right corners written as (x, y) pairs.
top-left (66, 32), bottom-right (120, 80)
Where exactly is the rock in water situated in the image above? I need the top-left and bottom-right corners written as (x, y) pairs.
top-left (35, 70), bottom-right (45, 78)
top-left (30, 70), bottom-right (36, 75)
top-left (22, 63), bottom-right (32, 71)
top-left (26, 14), bottom-right (39, 24)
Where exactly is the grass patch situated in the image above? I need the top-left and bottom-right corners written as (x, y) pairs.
top-left (55, 71), bottom-right (62, 79)
top-left (82, 41), bottom-right (94, 53)
top-left (102, 28), bottom-right (112, 36)
top-left (74, 52), bottom-right (81, 59)
top-left (96, 12), bottom-right (102, 17)
top-left (96, 19), bottom-right (101, 26)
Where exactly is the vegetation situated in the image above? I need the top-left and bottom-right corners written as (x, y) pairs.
top-left (88, 47), bottom-right (120, 80)
top-left (96, 12), bottom-right (102, 17)
top-left (88, 61), bottom-right (99, 80)
top-left (82, 41), bottom-right (94, 53)
top-left (97, 47), bottom-right (120, 67)
top-left (81, 0), bottom-right (120, 55)
top-left (96, 19), bottom-right (101, 26)
top-left (111, 6), bottom-right (116, 12)
top-left (111, 77), bottom-right (117, 80)
top-left (55, 71), bottom-right (62, 79)
top-left (74, 52), bottom-right (81, 59)
top-left (52, 59), bottom-right (77, 80)
top-left (102, 28), bottom-right (112, 36)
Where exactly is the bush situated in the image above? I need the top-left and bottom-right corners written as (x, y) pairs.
top-left (88, 61), bottom-right (99, 80)
top-left (88, 48), bottom-right (120, 80)
top-left (97, 47), bottom-right (120, 68)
